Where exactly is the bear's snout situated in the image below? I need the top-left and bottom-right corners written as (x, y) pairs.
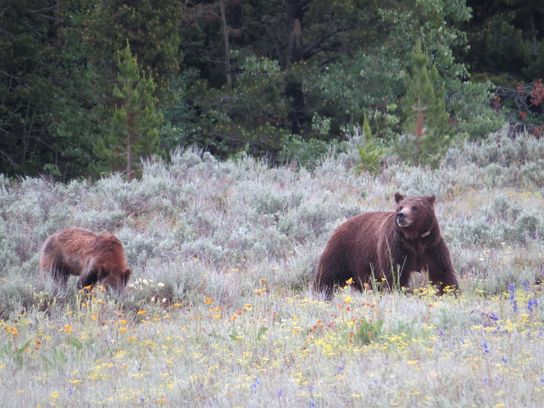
top-left (396, 211), bottom-right (412, 227)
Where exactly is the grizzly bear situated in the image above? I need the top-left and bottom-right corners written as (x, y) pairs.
top-left (314, 193), bottom-right (458, 299)
top-left (39, 227), bottom-right (131, 293)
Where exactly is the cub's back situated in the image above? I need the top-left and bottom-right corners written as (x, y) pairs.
top-left (39, 228), bottom-right (98, 271)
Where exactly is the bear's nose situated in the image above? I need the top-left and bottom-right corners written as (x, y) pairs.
top-left (396, 212), bottom-right (405, 220)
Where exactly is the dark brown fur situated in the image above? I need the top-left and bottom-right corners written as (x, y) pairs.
top-left (314, 193), bottom-right (458, 299)
top-left (39, 227), bottom-right (131, 293)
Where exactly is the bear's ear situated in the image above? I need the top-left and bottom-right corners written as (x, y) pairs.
top-left (394, 192), bottom-right (405, 204)
top-left (427, 195), bottom-right (436, 205)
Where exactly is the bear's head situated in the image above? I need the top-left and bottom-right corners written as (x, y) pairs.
top-left (94, 234), bottom-right (132, 293)
top-left (394, 192), bottom-right (437, 238)
top-left (100, 267), bottom-right (132, 294)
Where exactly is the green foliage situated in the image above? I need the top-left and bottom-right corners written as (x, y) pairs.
top-left (356, 117), bottom-right (387, 174)
top-left (401, 42), bottom-right (449, 137)
top-left (2, 0), bottom-right (541, 178)
top-left (447, 80), bottom-right (505, 139)
top-left (83, 0), bottom-right (183, 94)
top-left (178, 0), bottom-right (476, 158)
top-left (306, 50), bottom-right (405, 134)
top-left (187, 55), bottom-right (290, 156)
top-left (95, 43), bottom-right (162, 178)
top-left (393, 133), bottom-right (454, 169)
top-left (311, 114), bottom-right (332, 137)
top-left (0, 0), bottom-right (59, 176)
top-left (278, 135), bottom-right (331, 169)
top-left (0, 0), bottom-right (183, 179)
top-left (354, 318), bottom-right (384, 345)
top-left (399, 42), bottom-right (452, 166)
top-left (465, 2), bottom-right (544, 82)
top-left (159, 70), bottom-right (201, 152)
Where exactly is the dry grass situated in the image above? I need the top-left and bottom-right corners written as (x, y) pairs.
top-left (0, 128), bottom-right (543, 406)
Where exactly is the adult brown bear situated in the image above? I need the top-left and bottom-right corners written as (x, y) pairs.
top-left (39, 227), bottom-right (131, 293)
top-left (314, 193), bottom-right (458, 299)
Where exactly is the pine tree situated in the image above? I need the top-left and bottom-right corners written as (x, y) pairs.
top-left (96, 43), bottom-right (162, 178)
top-left (401, 41), bottom-right (449, 162)
top-left (84, 0), bottom-right (183, 95)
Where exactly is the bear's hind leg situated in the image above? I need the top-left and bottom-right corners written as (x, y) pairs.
top-left (48, 264), bottom-right (70, 296)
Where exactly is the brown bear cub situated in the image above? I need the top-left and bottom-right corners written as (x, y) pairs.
top-left (39, 227), bottom-right (131, 294)
top-left (314, 193), bottom-right (458, 299)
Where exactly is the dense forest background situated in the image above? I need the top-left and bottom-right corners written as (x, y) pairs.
top-left (1, 0), bottom-right (543, 180)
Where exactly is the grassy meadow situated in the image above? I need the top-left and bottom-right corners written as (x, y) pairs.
top-left (1, 128), bottom-right (544, 407)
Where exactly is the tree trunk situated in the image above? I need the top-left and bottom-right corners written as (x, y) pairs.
top-left (413, 98), bottom-right (427, 162)
top-left (286, 18), bottom-right (302, 66)
top-left (126, 113), bottom-right (134, 180)
top-left (525, 1), bottom-right (539, 56)
top-left (219, 0), bottom-right (232, 86)
top-left (184, 0), bottom-right (241, 24)
top-left (285, 2), bottom-right (308, 133)
top-left (126, 134), bottom-right (132, 180)
top-left (286, 78), bottom-right (308, 134)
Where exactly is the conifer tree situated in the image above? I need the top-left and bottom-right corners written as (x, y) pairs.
top-left (96, 43), bottom-right (162, 178)
top-left (401, 41), bottom-right (449, 162)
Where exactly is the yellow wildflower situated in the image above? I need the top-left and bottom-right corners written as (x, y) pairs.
top-left (5, 325), bottom-right (18, 336)
top-left (254, 288), bottom-right (267, 296)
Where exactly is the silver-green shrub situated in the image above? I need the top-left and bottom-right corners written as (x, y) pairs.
top-left (0, 128), bottom-right (543, 316)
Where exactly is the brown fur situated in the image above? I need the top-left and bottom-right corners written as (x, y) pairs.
top-left (39, 227), bottom-right (131, 293)
top-left (314, 193), bottom-right (458, 299)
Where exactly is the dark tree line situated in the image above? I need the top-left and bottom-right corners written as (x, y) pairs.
top-left (1, 0), bottom-right (543, 179)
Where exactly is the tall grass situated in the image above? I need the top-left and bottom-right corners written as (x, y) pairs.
top-left (0, 127), bottom-right (543, 406)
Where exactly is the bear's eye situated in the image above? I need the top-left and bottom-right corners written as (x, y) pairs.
top-left (411, 206), bottom-right (418, 211)
top-left (398, 206), bottom-right (403, 211)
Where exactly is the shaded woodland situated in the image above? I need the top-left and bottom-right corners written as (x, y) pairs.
top-left (1, 0), bottom-right (543, 179)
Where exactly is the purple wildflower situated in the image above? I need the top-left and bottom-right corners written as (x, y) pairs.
top-left (508, 283), bottom-right (519, 313)
top-left (251, 377), bottom-right (261, 394)
top-left (528, 298), bottom-right (538, 313)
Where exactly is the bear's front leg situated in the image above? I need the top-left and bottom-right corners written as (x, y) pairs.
top-left (424, 240), bottom-right (459, 295)
top-left (77, 260), bottom-right (99, 290)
